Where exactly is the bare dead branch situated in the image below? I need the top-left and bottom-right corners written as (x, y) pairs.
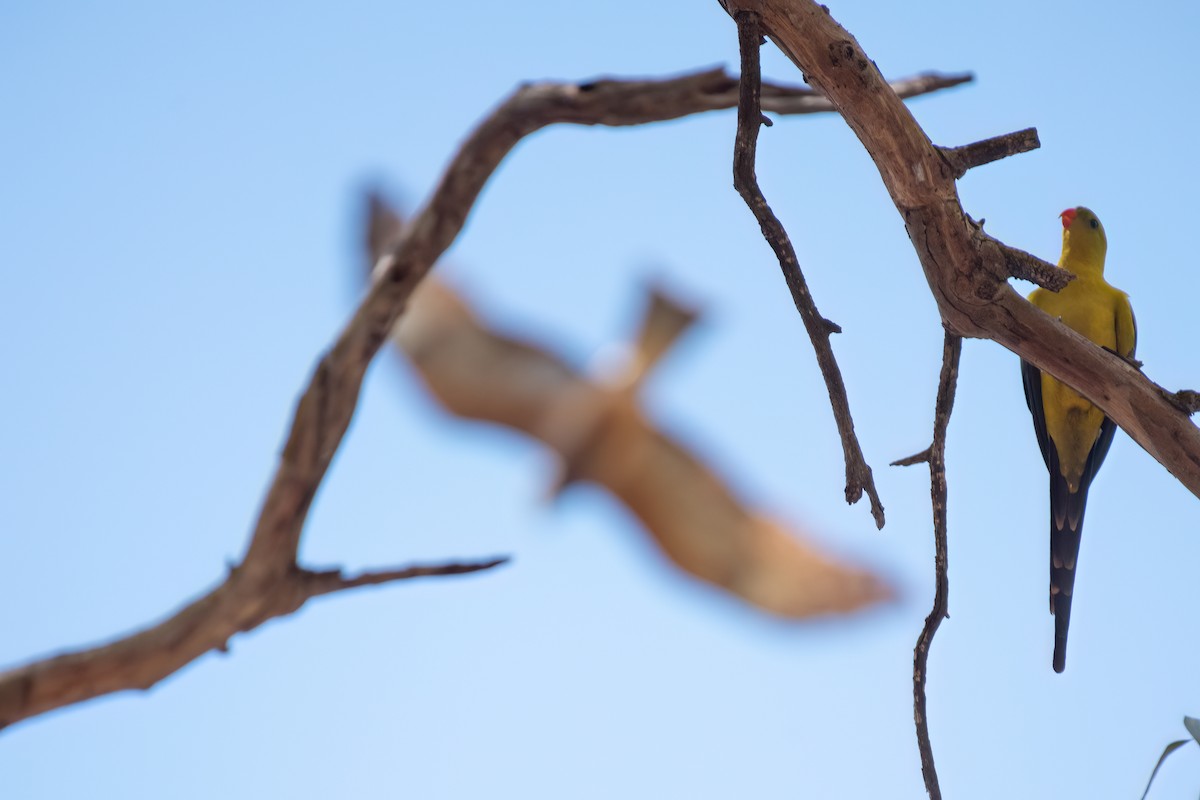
top-left (905, 332), bottom-right (963, 800)
top-left (722, 0), bottom-right (1200, 498)
top-left (371, 198), bottom-right (892, 617)
top-left (0, 205), bottom-right (509, 731)
top-left (568, 69), bottom-right (973, 121)
top-left (261, 69), bottom-right (857, 573)
top-left (761, 70), bottom-right (971, 114)
top-left (0, 556), bottom-right (506, 731)
top-left (938, 128), bottom-right (1040, 178)
top-left (732, 10), bottom-right (886, 529)
top-left (868, 72), bottom-right (975, 103)
top-left (0, 58), bottom-right (972, 733)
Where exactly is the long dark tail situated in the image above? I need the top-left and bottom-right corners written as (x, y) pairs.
top-left (1049, 462), bottom-right (1089, 674)
top-left (1022, 359), bottom-right (1117, 673)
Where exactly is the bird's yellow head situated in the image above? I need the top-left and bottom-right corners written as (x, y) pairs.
top-left (1059, 206), bottom-right (1107, 270)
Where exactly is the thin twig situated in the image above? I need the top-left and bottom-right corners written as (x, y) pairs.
top-left (732, 10), bottom-right (885, 528)
top-left (899, 331), bottom-right (962, 800)
top-left (302, 558), bottom-right (511, 597)
top-left (760, 71), bottom-right (972, 114)
top-left (891, 448), bottom-right (931, 468)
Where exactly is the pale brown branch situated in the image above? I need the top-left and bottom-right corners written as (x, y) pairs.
top-left (0, 58), bottom-right (971, 733)
top-left (0, 173), bottom-right (505, 730)
top-left (0, 557), bottom-right (506, 731)
top-left (733, 10), bottom-right (885, 529)
top-left (875, 72), bottom-right (975, 103)
top-left (259, 70), bottom-right (840, 572)
top-left (725, 0), bottom-right (1200, 498)
top-left (760, 70), bottom-right (971, 114)
top-left (938, 127), bottom-right (1040, 177)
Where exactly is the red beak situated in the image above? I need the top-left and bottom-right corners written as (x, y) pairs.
top-left (1060, 208), bottom-right (1077, 229)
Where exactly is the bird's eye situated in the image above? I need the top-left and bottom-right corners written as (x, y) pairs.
top-left (1089, 218), bottom-right (1099, 229)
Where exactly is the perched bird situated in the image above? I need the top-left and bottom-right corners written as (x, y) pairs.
top-left (1020, 206), bottom-right (1136, 673)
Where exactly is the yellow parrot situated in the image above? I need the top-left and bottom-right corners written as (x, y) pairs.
top-left (1020, 206), bottom-right (1136, 673)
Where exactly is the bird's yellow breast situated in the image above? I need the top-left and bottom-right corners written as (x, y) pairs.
top-left (1029, 278), bottom-right (1120, 352)
top-left (1028, 277), bottom-right (1126, 490)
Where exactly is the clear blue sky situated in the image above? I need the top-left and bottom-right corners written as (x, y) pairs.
top-left (3, 1), bottom-right (1198, 798)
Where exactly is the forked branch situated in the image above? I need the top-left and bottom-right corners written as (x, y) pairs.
top-left (892, 332), bottom-right (963, 800)
top-left (0, 60), bottom-right (968, 732)
top-left (733, 9), bottom-right (885, 528)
